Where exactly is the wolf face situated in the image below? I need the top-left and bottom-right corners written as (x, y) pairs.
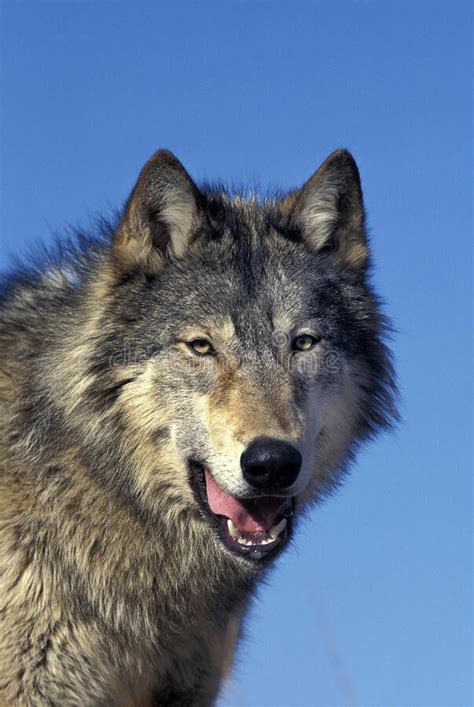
top-left (69, 149), bottom-right (397, 567)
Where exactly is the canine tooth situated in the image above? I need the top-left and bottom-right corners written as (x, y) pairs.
top-left (270, 518), bottom-right (287, 540)
top-left (227, 519), bottom-right (239, 539)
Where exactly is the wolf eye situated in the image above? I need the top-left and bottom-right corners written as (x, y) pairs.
top-left (188, 339), bottom-right (215, 356)
top-left (292, 334), bottom-right (320, 352)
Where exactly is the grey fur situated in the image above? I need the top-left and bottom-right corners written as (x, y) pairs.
top-left (0, 149), bottom-right (397, 705)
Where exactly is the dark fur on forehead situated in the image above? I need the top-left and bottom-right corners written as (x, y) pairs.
top-left (174, 183), bottom-right (280, 247)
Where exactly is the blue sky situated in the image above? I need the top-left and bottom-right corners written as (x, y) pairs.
top-left (1, 2), bottom-right (471, 706)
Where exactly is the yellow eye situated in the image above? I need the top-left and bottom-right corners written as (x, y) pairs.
top-left (292, 334), bottom-right (320, 352)
top-left (188, 339), bottom-right (215, 356)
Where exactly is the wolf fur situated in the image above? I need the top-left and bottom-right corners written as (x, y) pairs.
top-left (0, 149), bottom-right (397, 705)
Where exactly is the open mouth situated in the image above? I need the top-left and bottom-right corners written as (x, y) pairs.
top-left (189, 461), bottom-right (294, 562)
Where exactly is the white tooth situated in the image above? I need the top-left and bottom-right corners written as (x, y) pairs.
top-left (270, 518), bottom-right (287, 540)
top-left (227, 519), bottom-right (239, 539)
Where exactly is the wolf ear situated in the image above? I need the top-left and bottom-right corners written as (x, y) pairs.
top-left (113, 150), bottom-right (202, 273)
top-left (281, 150), bottom-right (368, 270)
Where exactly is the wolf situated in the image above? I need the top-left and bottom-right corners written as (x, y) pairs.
top-left (0, 148), bottom-right (397, 705)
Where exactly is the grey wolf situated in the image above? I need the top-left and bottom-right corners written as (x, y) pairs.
top-left (0, 148), bottom-right (397, 705)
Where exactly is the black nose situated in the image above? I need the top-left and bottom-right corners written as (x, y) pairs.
top-left (241, 437), bottom-right (302, 492)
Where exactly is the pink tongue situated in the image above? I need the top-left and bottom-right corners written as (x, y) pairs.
top-left (205, 470), bottom-right (287, 533)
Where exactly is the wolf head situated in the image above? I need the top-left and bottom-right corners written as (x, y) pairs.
top-left (61, 148), bottom-right (392, 567)
top-left (11, 149), bottom-right (395, 573)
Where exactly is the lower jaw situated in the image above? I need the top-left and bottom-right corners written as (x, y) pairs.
top-left (216, 516), bottom-right (290, 564)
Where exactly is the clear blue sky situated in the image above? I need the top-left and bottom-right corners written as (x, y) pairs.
top-left (1, 2), bottom-right (471, 706)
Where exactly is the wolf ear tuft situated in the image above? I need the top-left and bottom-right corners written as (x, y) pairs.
top-left (113, 150), bottom-right (202, 273)
top-left (282, 150), bottom-right (368, 270)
